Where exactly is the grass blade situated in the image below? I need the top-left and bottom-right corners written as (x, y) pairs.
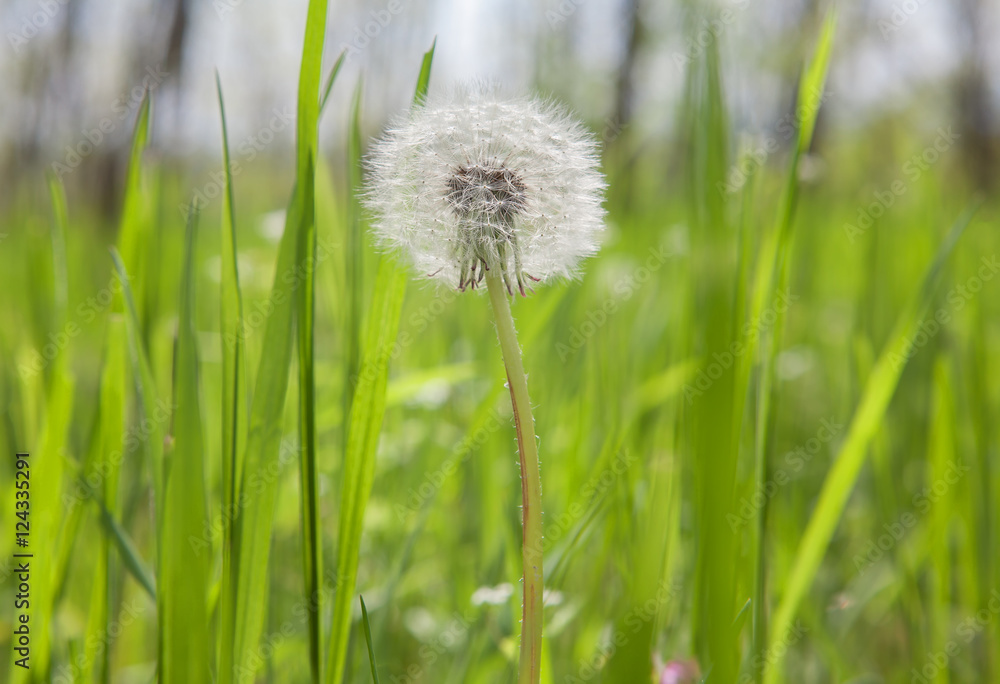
top-left (327, 256), bottom-right (408, 684)
top-left (360, 596), bottom-right (381, 684)
top-left (763, 206), bottom-right (978, 683)
top-left (116, 91), bottom-right (153, 339)
top-left (230, 0), bottom-right (328, 678)
top-left (160, 206), bottom-right (212, 683)
top-left (414, 38), bottom-right (436, 104)
top-left (299, 148), bottom-right (323, 683)
top-left (748, 12), bottom-right (837, 681)
top-left (294, 1), bottom-right (330, 680)
top-left (80, 315), bottom-right (127, 683)
top-left (319, 50), bottom-right (347, 116)
top-left (326, 42), bottom-right (435, 684)
top-left (215, 72), bottom-right (249, 684)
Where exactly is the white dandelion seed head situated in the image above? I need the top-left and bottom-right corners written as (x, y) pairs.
top-left (363, 81), bottom-right (607, 295)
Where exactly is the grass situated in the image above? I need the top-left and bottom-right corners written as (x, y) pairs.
top-left (1, 2), bottom-right (998, 683)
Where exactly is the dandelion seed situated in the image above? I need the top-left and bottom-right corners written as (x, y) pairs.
top-left (364, 81), bottom-right (606, 296)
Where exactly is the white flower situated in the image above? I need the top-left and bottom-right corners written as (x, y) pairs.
top-left (364, 82), bottom-right (606, 295)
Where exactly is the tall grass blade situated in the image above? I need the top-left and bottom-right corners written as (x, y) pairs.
top-left (327, 256), bottom-right (407, 684)
top-left (214, 72), bottom-right (249, 684)
top-left (684, 27), bottom-right (740, 683)
top-left (763, 206), bottom-right (978, 683)
top-left (160, 206), bottom-right (212, 683)
top-left (748, 12), bottom-right (837, 681)
top-left (80, 316), bottom-right (127, 683)
top-left (343, 78), bottom-right (364, 445)
top-left (230, 0), bottom-right (328, 678)
top-left (325, 42), bottom-right (435, 684)
top-left (294, 1), bottom-right (330, 680)
top-left (116, 92), bottom-right (153, 339)
top-left (299, 147), bottom-right (323, 682)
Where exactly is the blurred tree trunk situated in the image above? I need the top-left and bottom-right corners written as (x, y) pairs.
top-left (606, 0), bottom-right (643, 210)
top-left (954, 0), bottom-right (996, 191)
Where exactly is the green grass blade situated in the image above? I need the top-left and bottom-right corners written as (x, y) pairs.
top-left (229, 188), bottom-right (303, 681)
top-left (748, 13), bottom-right (837, 680)
top-left (360, 596), bottom-right (381, 684)
top-left (319, 49), bottom-right (347, 116)
top-left (109, 250), bottom-right (165, 519)
top-left (16, 360), bottom-right (73, 683)
top-left (298, 151), bottom-right (323, 683)
top-left (684, 30), bottom-right (740, 683)
top-left (116, 91), bottom-right (153, 336)
top-left (294, 2), bottom-right (330, 680)
top-left (81, 315), bottom-right (127, 683)
top-left (326, 44), bottom-right (434, 683)
top-left (160, 206), bottom-right (212, 683)
top-left (326, 256), bottom-right (408, 684)
top-left (413, 38), bottom-right (436, 104)
top-left (110, 245), bottom-right (168, 670)
top-left (763, 206), bottom-right (978, 683)
top-left (926, 356), bottom-right (955, 684)
top-left (343, 78), bottom-right (364, 446)
top-left (95, 497), bottom-right (157, 600)
top-left (45, 173), bottom-right (69, 324)
top-left (230, 0), bottom-right (328, 678)
top-left (215, 72), bottom-right (249, 684)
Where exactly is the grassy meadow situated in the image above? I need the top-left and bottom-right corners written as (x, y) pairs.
top-left (1, 2), bottom-right (999, 683)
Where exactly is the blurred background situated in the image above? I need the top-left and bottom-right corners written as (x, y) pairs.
top-left (2, 0), bottom-right (998, 208)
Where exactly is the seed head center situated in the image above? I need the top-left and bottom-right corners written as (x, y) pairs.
top-left (446, 162), bottom-right (527, 224)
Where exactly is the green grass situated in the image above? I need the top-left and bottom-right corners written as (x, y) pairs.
top-left (1, 3), bottom-right (998, 684)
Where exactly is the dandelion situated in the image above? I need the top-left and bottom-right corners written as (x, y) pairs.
top-left (364, 82), bottom-right (606, 684)
top-left (364, 81), bottom-right (606, 295)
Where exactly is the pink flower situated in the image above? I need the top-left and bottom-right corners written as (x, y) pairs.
top-left (656, 658), bottom-right (700, 684)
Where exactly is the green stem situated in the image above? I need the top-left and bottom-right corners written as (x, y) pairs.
top-left (485, 267), bottom-right (543, 684)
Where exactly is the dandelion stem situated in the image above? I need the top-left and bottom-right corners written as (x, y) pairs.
top-left (485, 267), bottom-right (543, 684)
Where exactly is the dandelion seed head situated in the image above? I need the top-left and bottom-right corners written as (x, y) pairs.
top-left (364, 82), bottom-right (606, 295)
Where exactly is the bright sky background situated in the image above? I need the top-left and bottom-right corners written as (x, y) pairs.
top-left (1, 0), bottom-right (998, 161)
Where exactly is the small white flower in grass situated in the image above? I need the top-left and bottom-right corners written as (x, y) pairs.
top-left (364, 82), bottom-right (606, 295)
